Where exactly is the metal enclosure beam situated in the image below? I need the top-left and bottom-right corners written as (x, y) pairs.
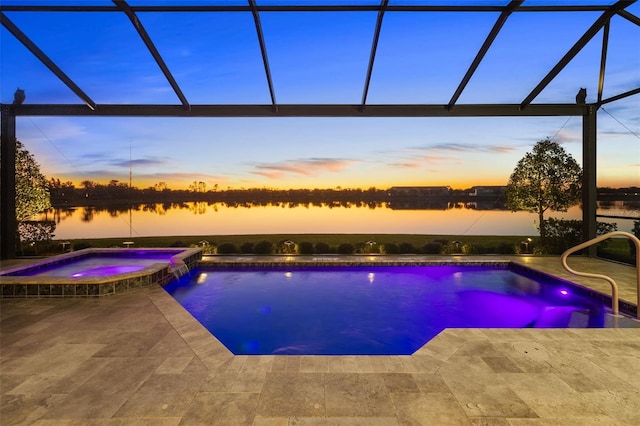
top-left (7, 103), bottom-right (589, 117)
top-left (249, 0), bottom-right (278, 110)
top-left (361, 0), bottom-right (388, 109)
top-left (447, 0), bottom-right (522, 110)
top-left (1, 106), bottom-right (17, 260)
top-left (597, 20), bottom-right (610, 105)
top-left (599, 87), bottom-right (640, 106)
top-left (113, 0), bottom-right (190, 109)
top-left (0, 4), bottom-right (626, 12)
top-left (618, 8), bottom-right (640, 26)
top-left (520, 0), bottom-right (627, 108)
top-left (582, 105), bottom-right (598, 256)
top-left (0, 12), bottom-right (97, 110)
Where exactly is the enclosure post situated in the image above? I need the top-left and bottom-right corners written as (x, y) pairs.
top-left (1, 104), bottom-right (17, 259)
top-left (582, 105), bottom-right (597, 257)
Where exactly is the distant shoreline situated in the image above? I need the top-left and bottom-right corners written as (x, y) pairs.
top-left (48, 183), bottom-right (639, 208)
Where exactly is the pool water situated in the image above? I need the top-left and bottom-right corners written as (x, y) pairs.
top-left (164, 265), bottom-right (619, 355)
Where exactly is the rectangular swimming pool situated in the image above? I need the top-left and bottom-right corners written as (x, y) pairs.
top-left (164, 264), bottom-right (638, 355)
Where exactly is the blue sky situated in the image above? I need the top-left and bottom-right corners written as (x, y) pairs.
top-left (2, 1), bottom-right (638, 190)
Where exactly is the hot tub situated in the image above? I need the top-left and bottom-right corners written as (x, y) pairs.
top-left (0, 247), bottom-right (202, 298)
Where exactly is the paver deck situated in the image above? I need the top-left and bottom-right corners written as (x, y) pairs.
top-left (1, 255), bottom-right (639, 425)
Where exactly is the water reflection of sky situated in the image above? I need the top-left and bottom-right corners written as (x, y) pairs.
top-left (37, 203), bottom-right (612, 239)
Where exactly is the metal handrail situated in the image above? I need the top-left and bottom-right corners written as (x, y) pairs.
top-left (560, 231), bottom-right (640, 318)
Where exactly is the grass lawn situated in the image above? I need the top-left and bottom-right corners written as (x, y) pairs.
top-left (31, 234), bottom-right (632, 264)
top-left (49, 234), bottom-right (529, 256)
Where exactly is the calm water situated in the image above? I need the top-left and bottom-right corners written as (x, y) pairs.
top-left (164, 266), bottom-right (611, 355)
top-left (41, 202), bottom-right (636, 239)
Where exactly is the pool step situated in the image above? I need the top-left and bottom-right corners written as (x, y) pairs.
top-left (602, 313), bottom-right (640, 328)
top-left (534, 306), bottom-right (586, 328)
top-left (534, 307), bottom-right (640, 328)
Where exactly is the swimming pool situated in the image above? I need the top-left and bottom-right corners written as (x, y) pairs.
top-left (0, 248), bottom-right (202, 297)
top-left (164, 264), bottom-right (636, 355)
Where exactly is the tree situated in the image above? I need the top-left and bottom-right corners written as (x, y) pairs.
top-left (154, 181), bottom-right (168, 191)
top-left (18, 220), bottom-right (56, 254)
top-left (81, 180), bottom-right (96, 190)
top-left (16, 140), bottom-right (51, 222)
top-left (15, 141), bottom-right (53, 252)
top-left (505, 138), bottom-right (582, 240)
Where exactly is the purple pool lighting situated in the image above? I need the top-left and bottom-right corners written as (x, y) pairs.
top-left (9, 251), bottom-right (182, 278)
top-left (70, 265), bottom-right (147, 278)
top-left (164, 265), bottom-right (630, 356)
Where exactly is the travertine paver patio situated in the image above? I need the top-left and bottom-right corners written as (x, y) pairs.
top-left (1, 256), bottom-right (639, 425)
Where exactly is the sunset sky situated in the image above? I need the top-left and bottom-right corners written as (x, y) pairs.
top-left (2, 1), bottom-right (638, 191)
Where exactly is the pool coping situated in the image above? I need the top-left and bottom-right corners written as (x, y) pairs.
top-left (0, 247), bottom-right (202, 298)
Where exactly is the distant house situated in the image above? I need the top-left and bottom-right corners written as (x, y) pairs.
top-left (468, 186), bottom-right (507, 197)
top-left (389, 186), bottom-right (451, 197)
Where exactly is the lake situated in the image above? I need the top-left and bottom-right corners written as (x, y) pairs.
top-left (40, 201), bottom-right (637, 240)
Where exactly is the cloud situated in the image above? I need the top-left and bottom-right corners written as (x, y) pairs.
top-left (599, 129), bottom-right (640, 137)
top-left (252, 170), bottom-right (286, 179)
top-left (549, 130), bottom-right (580, 144)
top-left (251, 157), bottom-right (357, 179)
top-left (78, 152), bottom-right (113, 161)
top-left (53, 169), bottom-right (228, 188)
top-left (109, 157), bottom-right (171, 168)
top-left (141, 172), bottom-right (228, 182)
top-left (72, 153), bottom-right (172, 169)
top-left (386, 161), bottom-right (421, 168)
top-left (381, 152), bottom-right (458, 169)
top-left (412, 142), bottom-right (516, 154)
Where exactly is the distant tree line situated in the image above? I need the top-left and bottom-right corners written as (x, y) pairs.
top-left (47, 179), bottom-right (508, 207)
top-left (48, 180), bottom-right (390, 206)
top-left (597, 187), bottom-right (640, 198)
top-left (48, 178), bottom-right (637, 209)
